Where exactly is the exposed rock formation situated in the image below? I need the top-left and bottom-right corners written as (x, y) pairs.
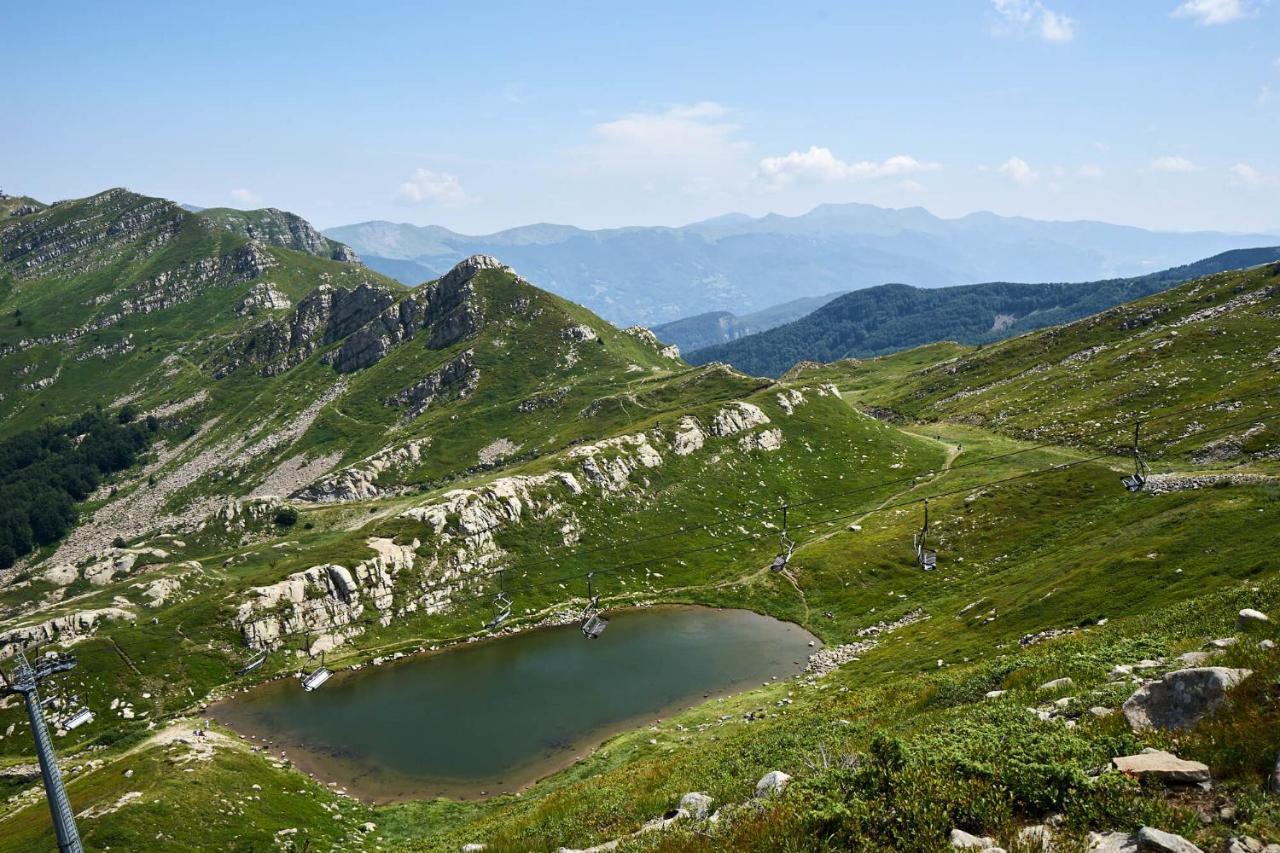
top-left (0, 608), bottom-right (136, 660)
top-left (672, 416), bottom-right (706, 456)
top-left (711, 402), bottom-right (770, 437)
top-left (568, 433), bottom-right (663, 491)
top-left (295, 439), bottom-right (433, 503)
top-left (385, 350), bottom-right (478, 419)
top-left (235, 281), bottom-right (291, 315)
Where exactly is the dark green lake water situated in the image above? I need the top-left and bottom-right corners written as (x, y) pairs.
top-left (211, 606), bottom-right (815, 801)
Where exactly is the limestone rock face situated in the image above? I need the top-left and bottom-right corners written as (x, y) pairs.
top-left (1112, 750), bottom-right (1210, 784)
top-left (385, 350), bottom-right (478, 419)
top-left (711, 402), bottom-right (770, 437)
top-left (1122, 667), bottom-right (1252, 730)
top-left (0, 608), bottom-right (136, 660)
top-left (296, 439), bottom-right (432, 503)
top-left (235, 281), bottom-right (291, 316)
top-left (568, 433), bottom-right (663, 491)
top-left (672, 416), bottom-right (706, 456)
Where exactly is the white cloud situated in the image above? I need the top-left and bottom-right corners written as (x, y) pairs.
top-left (991, 0), bottom-right (1076, 42)
top-left (397, 168), bottom-right (467, 205)
top-left (1229, 162), bottom-right (1264, 184)
top-left (1078, 163), bottom-right (1105, 178)
top-left (755, 147), bottom-right (939, 187)
top-left (588, 101), bottom-right (741, 160)
top-left (1151, 155), bottom-right (1200, 173)
top-left (997, 156), bottom-right (1039, 185)
top-left (229, 188), bottom-right (261, 205)
top-left (898, 179), bottom-right (928, 193)
top-left (1172, 0), bottom-right (1248, 25)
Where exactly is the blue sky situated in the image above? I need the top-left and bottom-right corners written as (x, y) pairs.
top-left (5, 1), bottom-right (1279, 233)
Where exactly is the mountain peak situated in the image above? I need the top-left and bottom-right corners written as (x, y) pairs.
top-left (197, 206), bottom-right (359, 263)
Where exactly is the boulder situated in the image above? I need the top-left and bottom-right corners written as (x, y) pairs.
top-left (1122, 667), bottom-right (1252, 730)
top-left (754, 770), bottom-right (791, 798)
top-left (1135, 826), bottom-right (1202, 853)
top-left (1112, 750), bottom-right (1210, 785)
top-left (950, 828), bottom-right (998, 848)
top-left (1088, 831), bottom-right (1138, 852)
top-left (1260, 640), bottom-right (1276, 651)
top-left (1017, 825), bottom-right (1054, 848)
top-left (1177, 652), bottom-right (1212, 667)
top-left (1238, 609), bottom-right (1270, 630)
top-left (679, 792), bottom-right (713, 820)
top-left (1039, 677), bottom-right (1074, 692)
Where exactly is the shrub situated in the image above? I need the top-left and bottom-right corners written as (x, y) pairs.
top-left (274, 506), bottom-right (299, 527)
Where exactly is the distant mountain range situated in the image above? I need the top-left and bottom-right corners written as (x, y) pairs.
top-left (650, 292), bottom-right (846, 354)
top-left (684, 246), bottom-right (1280, 377)
top-left (325, 203), bottom-right (1278, 326)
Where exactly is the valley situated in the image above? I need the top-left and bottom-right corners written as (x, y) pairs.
top-left (0, 189), bottom-right (1277, 852)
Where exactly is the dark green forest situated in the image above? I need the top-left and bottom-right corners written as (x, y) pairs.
top-left (686, 246), bottom-right (1280, 377)
top-left (0, 408), bottom-right (156, 568)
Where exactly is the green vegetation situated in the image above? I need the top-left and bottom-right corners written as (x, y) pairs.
top-left (0, 189), bottom-right (1276, 852)
top-left (688, 247), bottom-right (1280, 376)
top-left (0, 410), bottom-right (155, 568)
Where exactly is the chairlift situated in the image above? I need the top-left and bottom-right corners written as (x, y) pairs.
top-left (1121, 421), bottom-right (1149, 492)
top-left (485, 571), bottom-right (513, 631)
top-left (913, 498), bottom-right (938, 571)
top-left (301, 666), bottom-right (331, 691)
top-left (63, 706), bottom-right (93, 730)
top-left (580, 572), bottom-right (609, 639)
top-left (770, 504), bottom-right (795, 573)
top-left (236, 650), bottom-right (267, 676)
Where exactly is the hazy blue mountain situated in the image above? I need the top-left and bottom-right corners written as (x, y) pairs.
top-left (684, 246), bottom-right (1280, 377)
top-left (325, 204), bottom-right (1276, 326)
top-left (652, 292), bottom-right (847, 353)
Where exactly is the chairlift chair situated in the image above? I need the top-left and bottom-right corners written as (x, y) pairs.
top-left (236, 650), bottom-right (267, 676)
top-left (1121, 422), bottom-right (1149, 492)
top-left (485, 571), bottom-right (513, 631)
top-left (770, 504), bottom-right (795, 573)
top-left (914, 499), bottom-right (938, 571)
top-left (580, 572), bottom-right (609, 639)
top-left (63, 706), bottom-right (93, 730)
top-left (301, 666), bottom-right (331, 691)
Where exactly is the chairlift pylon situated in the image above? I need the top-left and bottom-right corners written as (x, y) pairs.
top-left (580, 572), bottom-right (609, 639)
top-left (1121, 421), bottom-right (1150, 492)
top-left (913, 498), bottom-right (938, 571)
top-left (770, 503), bottom-right (795, 573)
top-left (485, 570), bottom-right (513, 632)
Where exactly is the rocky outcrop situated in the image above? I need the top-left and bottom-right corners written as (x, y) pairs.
top-left (560, 324), bottom-right (598, 342)
top-left (0, 608), bottom-right (136, 660)
top-left (295, 439), bottom-right (432, 503)
top-left (568, 433), bottom-right (663, 491)
top-left (518, 387), bottom-right (570, 413)
top-left (739, 428), bottom-right (783, 452)
top-left (711, 402), bottom-right (770, 437)
top-left (754, 770), bottom-right (792, 798)
top-left (235, 281), bottom-right (291, 316)
top-left (235, 538), bottom-right (420, 652)
top-left (385, 350), bottom-right (478, 419)
top-left (1122, 667), bottom-right (1253, 730)
top-left (1144, 473), bottom-right (1275, 495)
top-left (672, 416), bottom-right (706, 456)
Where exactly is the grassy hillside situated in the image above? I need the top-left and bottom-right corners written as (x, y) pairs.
top-left (687, 247), bottom-right (1280, 377)
top-left (0, 193), bottom-right (1277, 852)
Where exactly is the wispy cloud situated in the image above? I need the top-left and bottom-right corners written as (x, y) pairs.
top-left (1077, 163), bottom-right (1105, 179)
top-left (1151, 155), bottom-right (1200, 173)
top-left (397, 168), bottom-right (468, 205)
top-left (755, 147), bottom-right (939, 187)
top-left (1172, 0), bottom-right (1249, 25)
top-left (229, 188), bottom-right (261, 206)
top-left (991, 0), bottom-right (1077, 42)
top-left (997, 156), bottom-right (1039, 185)
top-left (1229, 162), bottom-right (1266, 185)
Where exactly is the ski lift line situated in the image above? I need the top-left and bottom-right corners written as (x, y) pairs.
top-left (51, 405), bottom-right (1280, 674)
top-left (416, 383), bottom-right (1280, 584)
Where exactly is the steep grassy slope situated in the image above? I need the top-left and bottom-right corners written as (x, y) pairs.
top-left (687, 247), bottom-right (1280, 377)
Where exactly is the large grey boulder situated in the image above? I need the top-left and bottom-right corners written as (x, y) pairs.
top-left (1122, 667), bottom-right (1252, 730)
top-left (1089, 831), bottom-right (1138, 852)
top-left (753, 770), bottom-right (791, 798)
top-left (1238, 609), bottom-right (1270, 630)
top-left (1135, 826), bottom-right (1202, 852)
top-left (678, 792), bottom-right (713, 820)
top-left (950, 828), bottom-right (998, 849)
top-left (1112, 750), bottom-right (1210, 785)
top-left (1039, 677), bottom-right (1074, 692)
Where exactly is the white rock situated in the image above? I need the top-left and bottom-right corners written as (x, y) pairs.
top-left (679, 792), bottom-right (713, 820)
top-left (1112, 750), bottom-right (1210, 785)
top-left (1038, 677), bottom-right (1074, 692)
top-left (950, 828), bottom-right (998, 848)
top-left (754, 770), bottom-right (791, 798)
top-left (1136, 826), bottom-right (1203, 853)
top-left (1238, 609), bottom-right (1270, 630)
